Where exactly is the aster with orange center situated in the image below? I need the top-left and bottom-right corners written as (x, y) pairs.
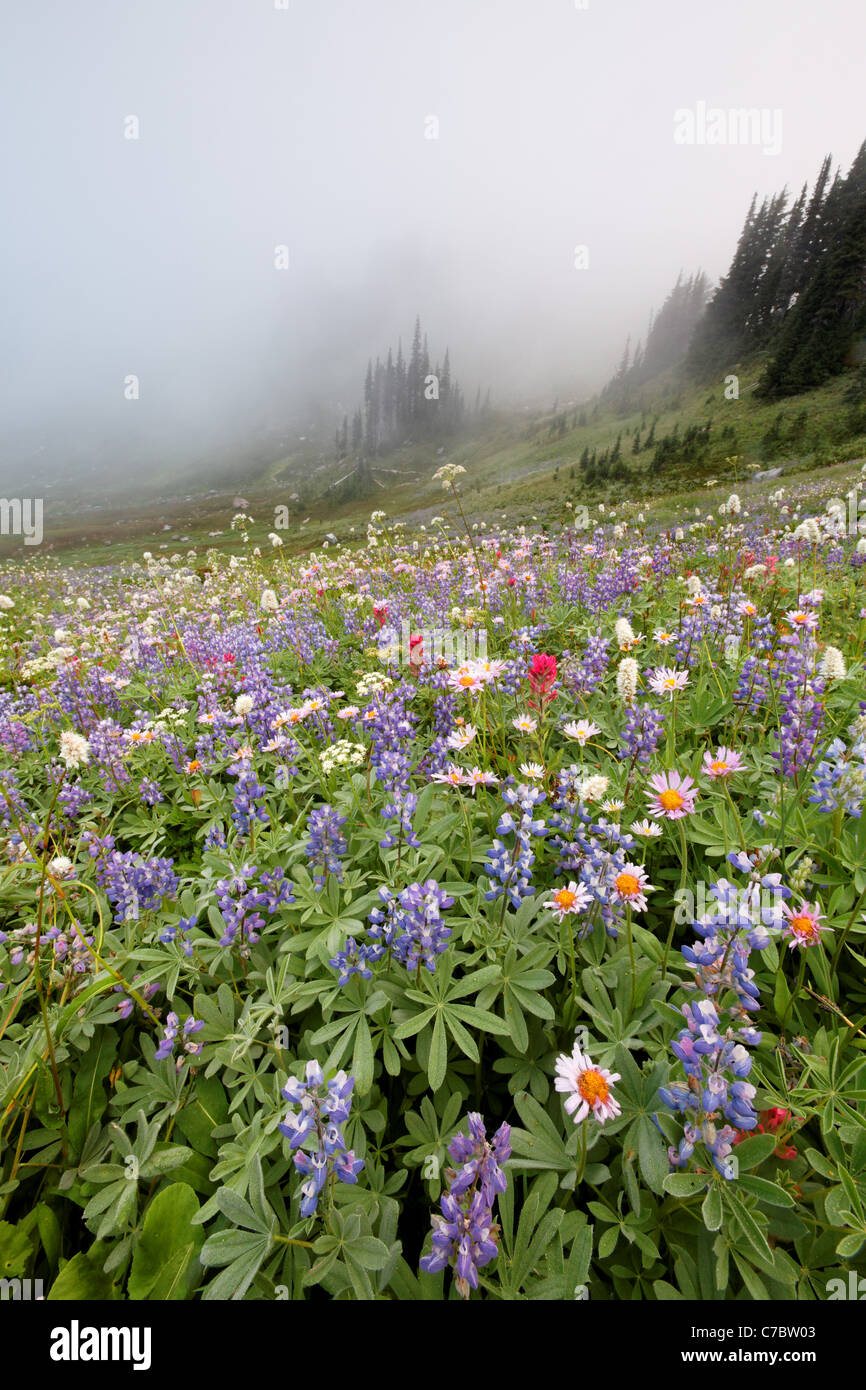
top-left (554, 1043), bottom-right (622, 1125)
top-left (702, 745), bottom-right (746, 779)
top-left (646, 770), bottom-right (698, 820)
top-left (781, 900), bottom-right (831, 951)
top-left (611, 862), bottom-right (655, 913)
top-left (546, 880), bottom-right (592, 920)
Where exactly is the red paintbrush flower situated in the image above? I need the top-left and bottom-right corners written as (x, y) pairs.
top-left (526, 653), bottom-right (558, 710)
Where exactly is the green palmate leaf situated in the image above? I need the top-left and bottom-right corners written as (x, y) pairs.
top-left (427, 1015), bottom-right (448, 1092)
top-left (0, 1221), bottom-right (33, 1278)
top-left (663, 1173), bottom-right (709, 1198)
top-left (128, 1182), bottom-right (204, 1300)
top-left (702, 1185), bottom-right (724, 1231)
top-left (352, 1014), bottom-right (375, 1095)
top-left (735, 1175), bottom-right (795, 1207)
top-left (635, 1115), bottom-right (670, 1194)
top-left (47, 1246), bottom-right (119, 1300)
top-left (729, 1133), bottom-right (781, 1170)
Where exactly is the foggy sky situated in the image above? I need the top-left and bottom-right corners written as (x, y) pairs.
top-left (2, 0), bottom-right (865, 490)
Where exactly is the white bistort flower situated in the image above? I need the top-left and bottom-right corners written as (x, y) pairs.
top-left (59, 731), bottom-right (90, 769)
top-left (616, 657), bottom-right (639, 703)
top-left (819, 646), bottom-right (847, 680)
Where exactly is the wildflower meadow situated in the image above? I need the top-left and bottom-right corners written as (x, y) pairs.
top-left (2, 472), bottom-right (866, 1305)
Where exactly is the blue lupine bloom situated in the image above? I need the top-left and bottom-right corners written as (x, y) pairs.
top-left (155, 1012), bottom-right (204, 1067)
top-left (420, 1112), bottom-right (511, 1297)
top-left (329, 936), bottom-right (383, 986)
top-left (278, 1062), bottom-right (363, 1217)
top-left (305, 804), bottom-right (348, 888)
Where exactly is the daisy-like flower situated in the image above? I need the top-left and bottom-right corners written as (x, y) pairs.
top-left (472, 659), bottom-right (507, 683)
top-left (554, 1043), bottom-right (621, 1126)
top-left (519, 762), bottom-right (545, 780)
top-left (600, 798), bottom-right (625, 815)
top-left (336, 705), bottom-right (360, 720)
top-left (648, 667), bottom-right (690, 700)
top-left (702, 746), bottom-right (746, 778)
top-left (653, 629), bottom-right (675, 645)
top-left (447, 724), bottom-right (477, 751)
top-left (546, 881), bottom-right (592, 920)
top-left (646, 770), bottom-right (697, 820)
top-left (784, 608), bottom-right (818, 631)
top-left (738, 600), bottom-right (758, 618)
top-left (563, 719), bottom-right (600, 746)
top-left (447, 664), bottom-right (484, 694)
top-left (781, 901), bottom-right (831, 951)
top-left (431, 764), bottom-right (468, 788)
top-left (631, 818), bottom-right (663, 838)
top-left (611, 862), bottom-right (654, 912)
top-left (464, 767), bottom-right (499, 792)
top-left (512, 714), bottom-right (538, 733)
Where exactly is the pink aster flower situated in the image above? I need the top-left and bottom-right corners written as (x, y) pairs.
top-left (555, 1043), bottom-right (621, 1125)
top-left (646, 770), bottom-right (698, 820)
top-left (780, 901), bottom-right (831, 951)
top-left (611, 862), bottom-right (655, 913)
top-left (702, 746), bottom-right (746, 778)
top-left (546, 881), bottom-right (592, 920)
top-left (648, 667), bottom-right (690, 700)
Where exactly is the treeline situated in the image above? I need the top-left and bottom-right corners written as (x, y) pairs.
top-left (607, 138), bottom-right (866, 402)
top-left (605, 271), bottom-right (711, 406)
top-left (690, 140), bottom-right (866, 395)
top-left (336, 316), bottom-right (472, 460)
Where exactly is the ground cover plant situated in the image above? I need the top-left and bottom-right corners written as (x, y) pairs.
top-left (2, 467), bottom-right (866, 1301)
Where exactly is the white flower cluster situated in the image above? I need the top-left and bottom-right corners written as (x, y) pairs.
top-left (320, 740), bottom-right (366, 775)
top-left (356, 671), bottom-right (394, 698)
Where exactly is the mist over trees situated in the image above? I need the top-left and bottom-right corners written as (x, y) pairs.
top-left (688, 141), bottom-right (866, 396)
top-left (331, 316), bottom-right (473, 496)
top-left (605, 271), bottom-right (711, 405)
top-left (604, 139), bottom-right (866, 405)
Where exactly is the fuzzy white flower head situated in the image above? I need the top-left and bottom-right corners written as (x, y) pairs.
top-left (234, 694), bottom-right (254, 717)
top-left (616, 656), bottom-right (639, 703)
top-left (59, 731), bottom-right (90, 769)
top-left (819, 646), bottom-right (847, 680)
top-left (579, 774), bottom-right (609, 802)
top-left (614, 617), bottom-right (635, 648)
top-left (0, 596), bottom-right (14, 610)
top-left (260, 588), bottom-right (279, 612)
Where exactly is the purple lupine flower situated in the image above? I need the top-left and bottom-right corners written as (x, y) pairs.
top-left (305, 804), bottom-right (347, 889)
top-left (420, 1113), bottom-right (511, 1298)
top-left (278, 1062), bottom-right (363, 1217)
